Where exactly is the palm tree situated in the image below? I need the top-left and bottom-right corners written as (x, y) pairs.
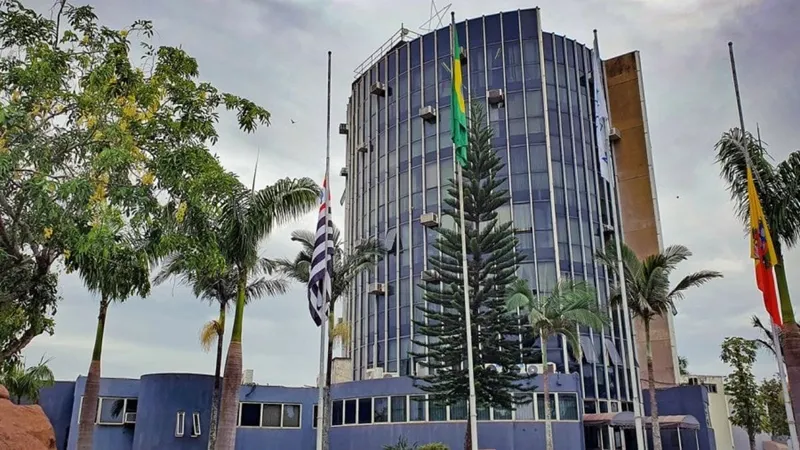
top-left (275, 224), bottom-right (382, 450)
top-left (213, 178), bottom-right (319, 450)
top-left (0, 357), bottom-right (55, 404)
top-left (595, 241), bottom-right (722, 450)
top-left (70, 229), bottom-right (151, 450)
top-left (715, 129), bottom-right (800, 428)
top-left (505, 278), bottom-right (608, 450)
top-left (751, 315), bottom-right (782, 357)
top-left (678, 356), bottom-right (690, 376)
top-left (154, 256), bottom-right (288, 450)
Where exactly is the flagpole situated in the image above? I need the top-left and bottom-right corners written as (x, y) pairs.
top-left (451, 12), bottom-right (479, 450)
top-left (595, 29), bottom-right (646, 449)
top-left (315, 50), bottom-right (333, 450)
top-left (728, 42), bottom-right (799, 450)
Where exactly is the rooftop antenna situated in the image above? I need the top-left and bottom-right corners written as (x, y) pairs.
top-left (419, 0), bottom-right (451, 32)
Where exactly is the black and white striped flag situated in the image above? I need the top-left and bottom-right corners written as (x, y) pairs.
top-left (308, 176), bottom-right (334, 327)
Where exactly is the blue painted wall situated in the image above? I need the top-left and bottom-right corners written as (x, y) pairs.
top-left (41, 372), bottom-right (585, 450)
top-left (39, 381), bottom-right (76, 450)
top-left (643, 385), bottom-right (716, 450)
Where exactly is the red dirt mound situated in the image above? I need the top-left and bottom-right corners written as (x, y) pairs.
top-left (0, 384), bottom-right (57, 450)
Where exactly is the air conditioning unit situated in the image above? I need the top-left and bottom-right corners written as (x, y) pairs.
top-left (370, 82), bottom-right (387, 96)
top-left (383, 372), bottom-right (399, 378)
top-left (484, 363), bottom-right (502, 372)
top-left (608, 127), bottom-right (621, 142)
top-left (369, 283), bottom-right (386, 295)
top-left (420, 213), bottom-right (439, 228)
top-left (340, 167), bottom-right (348, 177)
top-left (123, 412), bottom-right (137, 424)
top-left (339, 123), bottom-right (348, 135)
top-left (357, 143), bottom-right (369, 154)
top-left (415, 362), bottom-right (428, 377)
top-left (365, 368), bottom-right (385, 380)
top-left (419, 105), bottom-right (436, 122)
top-left (523, 363), bottom-right (557, 375)
top-left (421, 270), bottom-right (440, 283)
top-left (488, 89), bottom-right (505, 105)
top-left (459, 46), bottom-right (468, 62)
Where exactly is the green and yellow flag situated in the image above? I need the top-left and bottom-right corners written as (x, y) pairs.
top-left (451, 25), bottom-right (468, 168)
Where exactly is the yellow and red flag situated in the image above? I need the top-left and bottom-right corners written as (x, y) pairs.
top-left (748, 167), bottom-right (782, 326)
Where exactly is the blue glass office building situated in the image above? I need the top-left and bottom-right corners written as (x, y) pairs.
top-left (342, 8), bottom-right (637, 414)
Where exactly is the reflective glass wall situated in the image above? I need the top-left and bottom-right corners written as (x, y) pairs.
top-left (343, 8), bottom-right (636, 414)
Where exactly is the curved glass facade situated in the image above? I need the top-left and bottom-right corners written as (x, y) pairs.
top-left (343, 8), bottom-right (635, 414)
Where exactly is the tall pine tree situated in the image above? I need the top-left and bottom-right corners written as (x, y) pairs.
top-left (412, 104), bottom-right (534, 445)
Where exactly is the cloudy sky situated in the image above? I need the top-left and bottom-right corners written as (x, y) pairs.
top-left (20, 0), bottom-right (800, 386)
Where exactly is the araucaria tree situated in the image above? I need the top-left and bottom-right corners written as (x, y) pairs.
top-left (721, 337), bottom-right (765, 450)
top-left (412, 104), bottom-right (533, 450)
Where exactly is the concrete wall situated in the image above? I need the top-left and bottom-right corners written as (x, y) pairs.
top-left (39, 381), bottom-right (76, 450)
top-left (605, 50), bottom-right (679, 387)
top-left (642, 385), bottom-right (716, 450)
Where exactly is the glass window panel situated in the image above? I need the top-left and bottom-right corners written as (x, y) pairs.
top-left (344, 399), bottom-right (357, 425)
top-left (357, 398), bottom-right (372, 424)
top-left (409, 396), bottom-right (426, 421)
top-left (514, 394), bottom-right (535, 420)
top-left (261, 404), bottom-right (281, 427)
top-left (429, 400), bottom-right (447, 421)
top-left (449, 399), bottom-right (467, 420)
top-left (332, 400), bottom-right (344, 426)
top-left (522, 39), bottom-right (539, 63)
top-left (374, 397), bottom-right (389, 423)
top-left (390, 396), bottom-right (407, 422)
top-left (494, 406), bottom-right (512, 420)
top-left (538, 262), bottom-right (557, 292)
top-left (513, 204), bottom-right (532, 229)
top-left (526, 90), bottom-right (544, 116)
top-left (477, 405), bottom-right (491, 421)
top-left (282, 404), bottom-right (301, 428)
top-left (558, 393), bottom-right (579, 420)
top-left (98, 398), bottom-right (125, 424)
top-left (240, 403), bottom-right (261, 427)
top-left (536, 394), bottom-right (557, 419)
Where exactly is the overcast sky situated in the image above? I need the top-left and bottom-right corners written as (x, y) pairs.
top-left (20, 0), bottom-right (800, 386)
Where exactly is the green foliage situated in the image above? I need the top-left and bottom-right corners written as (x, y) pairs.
top-left (275, 222), bottom-right (383, 306)
top-left (411, 103), bottom-right (532, 411)
top-left (678, 356), bottom-right (689, 376)
top-left (0, 356), bottom-right (54, 403)
top-left (761, 376), bottom-right (789, 437)
top-left (595, 241), bottom-right (723, 323)
top-left (383, 436), bottom-right (418, 450)
top-left (721, 337), bottom-right (765, 442)
top-left (0, 0), bottom-right (270, 358)
top-left (418, 444), bottom-right (449, 450)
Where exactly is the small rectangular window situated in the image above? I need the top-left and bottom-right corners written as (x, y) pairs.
top-left (239, 403), bottom-right (261, 427)
top-left (191, 412), bottom-right (201, 437)
top-left (282, 404), bottom-right (301, 428)
top-left (513, 393), bottom-right (534, 420)
top-left (261, 404), bottom-right (282, 427)
top-left (409, 395), bottom-right (426, 421)
top-left (344, 399), bottom-right (357, 425)
top-left (493, 406), bottom-right (512, 420)
top-left (312, 405), bottom-right (318, 428)
top-left (557, 393), bottom-right (579, 420)
top-left (332, 400), bottom-right (344, 426)
top-left (390, 396), bottom-right (407, 422)
top-left (175, 411), bottom-right (185, 437)
top-left (373, 397), bottom-right (389, 423)
top-left (358, 398), bottom-right (372, 424)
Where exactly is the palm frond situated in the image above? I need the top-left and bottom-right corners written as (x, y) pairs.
top-left (245, 276), bottom-right (289, 302)
top-left (667, 270), bottom-right (724, 302)
top-left (199, 320), bottom-right (222, 353)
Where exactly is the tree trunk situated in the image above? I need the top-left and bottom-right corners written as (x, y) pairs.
top-left (77, 296), bottom-right (109, 450)
top-left (774, 254), bottom-right (800, 432)
top-left (208, 303), bottom-right (226, 450)
top-left (542, 334), bottom-right (553, 450)
top-left (214, 272), bottom-right (247, 450)
top-left (321, 317), bottom-right (335, 450)
top-left (748, 431), bottom-right (756, 450)
top-left (645, 320), bottom-right (662, 450)
top-left (463, 413), bottom-right (472, 450)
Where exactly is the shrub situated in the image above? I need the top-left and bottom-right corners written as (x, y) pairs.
top-left (383, 436), bottom-right (418, 450)
top-left (419, 444), bottom-right (449, 450)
